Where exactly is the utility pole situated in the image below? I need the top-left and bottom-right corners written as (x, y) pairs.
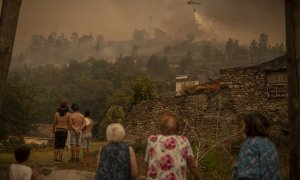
top-left (149, 16), bottom-right (152, 38)
top-left (285, 0), bottom-right (300, 178)
top-left (0, 0), bottom-right (22, 113)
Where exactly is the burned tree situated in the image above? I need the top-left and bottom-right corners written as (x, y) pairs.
top-left (0, 0), bottom-right (22, 113)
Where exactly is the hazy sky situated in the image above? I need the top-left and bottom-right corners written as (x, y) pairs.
top-left (13, 0), bottom-right (285, 46)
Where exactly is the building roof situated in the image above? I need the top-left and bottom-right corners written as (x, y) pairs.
top-left (176, 75), bottom-right (199, 82)
top-left (25, 130), bottom-right (50, 139)
top-left (255, 55), bottom-right (286, 72)
top-left (35, 123), bottom-right (54, 138)
top-left (220, 55), bottom-right (287, 72)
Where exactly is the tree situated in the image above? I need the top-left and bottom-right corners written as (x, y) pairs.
top-left (98, 105), bottom-right (125, 139)
top-left (101, 105), bottom-right (125, 126)
top-left (132, 29), bottom-right (149, 43)
top-left (0, 0), bottom-right (22, 114)
top-left (249, 40), bottom-right (258, 57)
top-left (256, 33), bottom-right (269, 59)
top-left (0, 75), bottom-right (38, 138)
top-left (132, 77), bottom-right (158, 105)
top-left (202, 41), bottom-right (212, 60)
top-left (225, 38), bottom-right (234, 58)
top-left (28, 35), bottom-right (45, 53)
top-left (258, 33), bottom-right (269, 50)
top-left (71, 32), bottom-right (79, 42)
top-left (160, 56), bottom-right (169, 70)
top-left (95, 34), bottom-right (104, 51)
top-left (107, 85), bottom-right (133, 112)
top-left (96, 34), bottom-right (104, 43)
top-left (79, 34), bottom-right (94, 44)
top-left (131, 45), bottom-right (140, 57)
top-left (146, 54), bottom-right (159, 71)
top-left (180, 51), bottom-right (194, 74)
top-left (115, 55), bottom-right (136, 74)
top-left (270, 43), bottom-right (285, 58)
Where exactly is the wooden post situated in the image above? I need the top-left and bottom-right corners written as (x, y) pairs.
top-left (0, 0), bottom-right (22, 113)
top-left (285, 0), bottom-right (300, 178)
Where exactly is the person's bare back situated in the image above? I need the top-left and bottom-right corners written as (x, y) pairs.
top-left (70, 112), bottom-right (85, 132)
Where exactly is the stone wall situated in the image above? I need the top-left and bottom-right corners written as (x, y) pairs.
top-left (124, 56), bottom-right (288, 147)
top-left (124, 94), bottom-right (241, 146)
top-left (219, 61), bottom-right (288, 136)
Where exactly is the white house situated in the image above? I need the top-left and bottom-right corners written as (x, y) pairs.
top-left (24, 129), bottom-right (52, 145)
top-left (176, 73), bottom-right (208, 95)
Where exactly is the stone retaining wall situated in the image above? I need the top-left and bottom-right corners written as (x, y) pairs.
top-left (124, 94), bottom-right (240, 146)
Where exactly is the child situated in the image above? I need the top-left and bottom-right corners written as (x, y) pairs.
top-left (9, 145), bottom-right (38, 180)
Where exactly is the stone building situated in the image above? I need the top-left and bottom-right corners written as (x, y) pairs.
top-left (124, 56), bottom-right (288, 148)
top-left (220, 55), bottom-right (288, 136)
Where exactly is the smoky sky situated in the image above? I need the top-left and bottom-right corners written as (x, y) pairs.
top-left (13, 0), bottom-right (285, 50)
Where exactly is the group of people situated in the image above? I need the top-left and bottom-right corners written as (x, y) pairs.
top-left (9, 105), bottom-right (282, 180)
top-left (53, 102), bottom-right (94, 162)
top-left (94, 112), bottom-right (281, 180)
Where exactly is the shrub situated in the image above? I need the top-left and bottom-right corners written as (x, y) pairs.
top-left (131, 141), bottom-right (147, 154)
top-left (3, 136), bottom-right (25, 149)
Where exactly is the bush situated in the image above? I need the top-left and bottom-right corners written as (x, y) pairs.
top-left (131, 141), bottom-right (147, 154)
top-left (200, 149), bottom-right (234, 179)
top-left (3, 136), bottom-right (25, 149)
top-left (98, 105), bottom-right (125, 140)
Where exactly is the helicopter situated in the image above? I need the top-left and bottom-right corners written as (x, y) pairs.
top-left (187, 0), bottom-right (201, 5)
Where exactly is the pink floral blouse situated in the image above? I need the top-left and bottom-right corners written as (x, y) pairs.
top-left (145, 134), bottom-right (194, 180)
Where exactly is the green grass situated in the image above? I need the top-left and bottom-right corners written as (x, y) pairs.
top-left (199, 149), bottom-right (234, 180)
top-left (0, 142), bottom-right (289, 179)
top-left (0, 142), bottom-right (105, 172)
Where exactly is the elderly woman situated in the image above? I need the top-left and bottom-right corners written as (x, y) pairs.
top-left (53, 102), bottom-right (70, 162)
top-left (234, 112), bottom-right (281, 180)
top-left (144, 112), bottom-right (200, 180)
top-left (94, 123), bottom-right (138, 180)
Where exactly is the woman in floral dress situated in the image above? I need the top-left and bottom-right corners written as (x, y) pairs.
top-left (234, 112), bottom-right (281, 180)
top-left (145, 112), bottom-right (200, 180)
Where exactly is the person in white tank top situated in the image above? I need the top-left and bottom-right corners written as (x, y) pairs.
top-left (9, 145), bottom-right (38, 180)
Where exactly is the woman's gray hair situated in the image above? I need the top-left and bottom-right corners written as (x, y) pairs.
top-left (106, 123), bottom-right (126, 142)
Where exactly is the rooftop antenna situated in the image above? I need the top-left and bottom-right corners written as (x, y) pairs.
top-left (55, 20), bottom-right (58, 33)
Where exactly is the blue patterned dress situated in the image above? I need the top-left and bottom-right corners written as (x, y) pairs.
top-left (94, 142), bottom-right (131, 180)
top-left (234, 137), bottom-right (281, 180)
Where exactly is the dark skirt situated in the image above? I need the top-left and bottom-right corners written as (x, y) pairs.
top-left (54, 128), bottom-right (68, 149)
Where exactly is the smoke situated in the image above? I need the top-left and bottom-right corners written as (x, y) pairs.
top-left (160, 0), bottom-right (285, 44)
top-left (161, 0), bottom-right (200, 40)
top-left (194, 10), bottom-right (220, 39)
top-left (14, 0), bottom-right (285, 54)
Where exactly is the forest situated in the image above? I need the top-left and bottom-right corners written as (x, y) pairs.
top-left (0, 29), bottom-right (285, 139)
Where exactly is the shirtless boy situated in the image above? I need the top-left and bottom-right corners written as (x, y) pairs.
top-left (69, 103), bottom-right (85, 162)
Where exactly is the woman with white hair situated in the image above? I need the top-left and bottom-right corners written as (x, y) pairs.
top-left (94, 123), bottom-right (138, 180)
top-left (144, 112), bottom-right (200, 180)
